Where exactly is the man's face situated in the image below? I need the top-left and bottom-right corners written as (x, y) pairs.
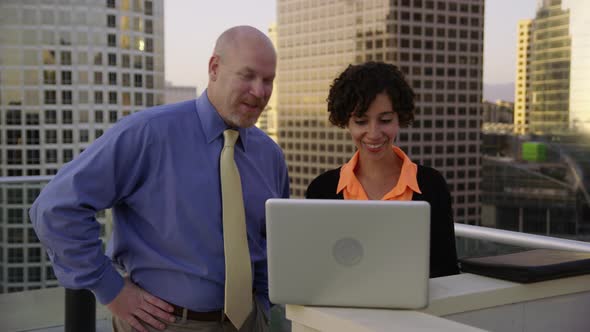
top-left (209, 40), bottom-right (276, 128)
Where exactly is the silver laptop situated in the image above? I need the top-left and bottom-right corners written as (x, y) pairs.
top-left (266, 198), bottom-right (430, 309)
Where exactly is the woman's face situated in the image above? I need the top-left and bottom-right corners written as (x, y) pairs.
top-left (347, 92), bottom-right (399, 161)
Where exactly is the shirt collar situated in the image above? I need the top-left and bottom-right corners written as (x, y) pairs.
top-left (386, 146), bottom-right (422, 197)
top-left (195, 89), bottom-right (249, 152)
top-left (337, 145), bottom-right (421, 196)
top-left (337, 152), bottom-right (363, 196)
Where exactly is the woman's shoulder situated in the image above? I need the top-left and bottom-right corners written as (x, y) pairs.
top-left (416, 164), bottom-right (447, 191)
top-left (305, 167), bottom-right (342, 198)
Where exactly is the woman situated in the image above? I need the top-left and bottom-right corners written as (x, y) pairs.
top-left (306, 62), bottom-right (459, 278)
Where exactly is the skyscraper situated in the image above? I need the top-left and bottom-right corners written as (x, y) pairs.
top-left (514, 19), bottom-right (532, 136)
top-left (0, 0), bottom-right (164, 293)
top-left (276, 0), bottom-right (484, 224)
top-left (514, 0), bottom-right (590, 135)
top-left (256, 23), bottom-right (279, 143)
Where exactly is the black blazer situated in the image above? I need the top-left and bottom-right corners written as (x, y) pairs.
top-left (305, 165), bottom-right (460, 278)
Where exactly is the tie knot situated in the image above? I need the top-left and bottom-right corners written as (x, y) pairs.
top-left (223, 129), bottom-right (239, 147)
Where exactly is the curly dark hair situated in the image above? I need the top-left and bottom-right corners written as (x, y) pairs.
top-left (327, 62), bottom-right (415, 128)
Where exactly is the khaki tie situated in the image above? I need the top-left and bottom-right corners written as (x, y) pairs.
top-left (220, 129), bottom-right (252, 329)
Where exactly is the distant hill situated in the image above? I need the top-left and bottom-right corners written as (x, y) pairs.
top-left (484, 83), bottom-right (514, 102)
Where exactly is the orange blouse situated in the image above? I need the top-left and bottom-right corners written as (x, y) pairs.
top-left (336, 146), bottom-right (421, 200)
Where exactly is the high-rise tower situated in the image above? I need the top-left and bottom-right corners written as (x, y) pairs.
top-left (0, 0), bottom-right (164, 293)
top-left (514, 0), bottom-right (590, 134)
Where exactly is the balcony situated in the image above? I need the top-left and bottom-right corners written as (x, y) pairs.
top-left (2, 177), bottom-right (590, 331)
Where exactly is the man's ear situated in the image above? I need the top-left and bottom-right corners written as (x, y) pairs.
top-left (208, 55), bottom-right (220, 81)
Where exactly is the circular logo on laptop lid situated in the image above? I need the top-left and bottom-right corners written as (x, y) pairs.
top-left (332, 237), bottom-right (363, 266)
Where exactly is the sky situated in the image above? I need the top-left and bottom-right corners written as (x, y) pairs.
top-left (164, 0), bottom-right (538, 98)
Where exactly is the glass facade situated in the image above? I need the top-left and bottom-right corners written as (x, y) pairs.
top-left (516, 0), bottom-right (590, 134)
top-left (529, 0), bottom-right (571, 133)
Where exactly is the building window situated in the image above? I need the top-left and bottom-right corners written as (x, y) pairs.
top-left (26, 130), bottom-right (40, 145)
top-left (145, 56), bottom-right (153, 70)
top-left (61, 110), bottom-right (73, 124)
top-left (46, 266), bottom-right (57, 280)
top-left (62, 91), bottom-right (73, 104)
top-left (7, 208), bottom-right (22, 224)
top-left (8, 228), bottom-right (24, 244)
top-left (134, 74), bottom-right (142, 87)
top-left (43, 70), bottom-right (56, 84)
top-left (44, 110), bottom-right (57, 124)
top-left (122, 54), bottom-right (130, 67)
top-left (45, 130), bottom-right (57, 144)
top-left (8, 267), bottom-right (24, 282)
top-left (95, 129), bottom-right (104, 138)
top-left (108, 53), bottom-right (117, 66)
top-left (134, 92), bottom-right (143, 106)
top-left (25, 112), bottom-right (40, 125)
top-left (107, 14), bottom-right (116, 28)
top-left (79, 129), bottom-right (89, 142)
top-left (7, 150), bottom-right (23, 165)
top-left (122, 73), bottom-right (130, 86)
top-left (60, 51), bottom-right (72, 65)
top-left (95, 110), bottom-right (104, 123)
top-left (146, 93), bottom-right (154, 106)
top-left (26, 150), bottom-right (40, 165)
top-left (44, 91), bottom-right (57, 104)
top-left (63, 130), bottom-right (73, 144)
top-left (145, 0), bottom-right (153, 15)
top-left (28, 248), bottom-right (41, 263)
top-left (95, 91), bottom-right (104, 104)
top-left (28, 267), bottom-right (42, 282)
top-left (109, 110), bottom-right (118, 123)
top-left (6, 130), bottom-right (22, 145)
top-left (134, 55), bottom-right (142, 69)
top-left (63, 149), bottom-right (74, 162)
top-left (107, 34), bottom-right (117, 47)
top-left (108, 72), bottom-right (117, 85)
top-left (107, 0), bottom-right (116, 8)
top-left (94, 72), bottom-right (103, 84)
top-left (109, 91), bottom-right (118, 104)
top-left (8, 248), bottom-right (24, 263)
top-left (145, 19), bottom-right (153, 34)
top-left (94, 52), bottom-right (103, 65)
top-left (46, 149), bottom-right (58, 163)
top-left (61, 71), bottom-right (72, 85)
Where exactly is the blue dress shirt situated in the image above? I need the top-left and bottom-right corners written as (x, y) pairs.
top-left (30, 91), bottom-right (290, 312)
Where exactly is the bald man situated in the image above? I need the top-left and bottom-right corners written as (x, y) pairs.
top-left (30, 26), bottom-right (289, 332)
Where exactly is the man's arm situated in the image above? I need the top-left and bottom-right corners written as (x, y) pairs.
top-left (254, 155), bottom-right (291, 312)
top-left (30, 120), bottom-right (175, 331)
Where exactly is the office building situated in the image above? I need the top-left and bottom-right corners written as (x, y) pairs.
top-left (514, 19), bottom-right (532, 135)
top-left (164, 81), bottom-right (197, 104)
top-left (514, 0), bottom-right (590, 134)
top-left (256, 23), bottom-right (279, 142)
top-left (276, 0), bottom-right (485, 224)
top-left (482, 100), bottom-right (513, 134)
top-left (0, 0), bottom-right (164, 293)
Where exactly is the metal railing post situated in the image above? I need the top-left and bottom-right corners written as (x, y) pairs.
top-left (65, 288), bottom-right (96, 332)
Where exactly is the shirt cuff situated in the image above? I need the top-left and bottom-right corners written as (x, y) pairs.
top-left (90, 265), bottom-right (124, 304)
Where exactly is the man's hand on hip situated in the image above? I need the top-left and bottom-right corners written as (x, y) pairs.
top-left (107, 277), bottom-right (176, 332)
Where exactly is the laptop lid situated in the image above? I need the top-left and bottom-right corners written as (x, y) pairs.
top-left (266, 198), bottom-right (430, 309)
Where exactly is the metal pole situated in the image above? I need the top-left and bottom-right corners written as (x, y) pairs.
top-left (65, 288), bottom-right (96, 332)
top-left (455, 223), bottom-right (590, 253)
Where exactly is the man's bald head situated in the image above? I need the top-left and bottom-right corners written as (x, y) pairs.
top-left (213, 26), bottom-right (276, 63)
top-left (207, 26), bottom-right (277, 128)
